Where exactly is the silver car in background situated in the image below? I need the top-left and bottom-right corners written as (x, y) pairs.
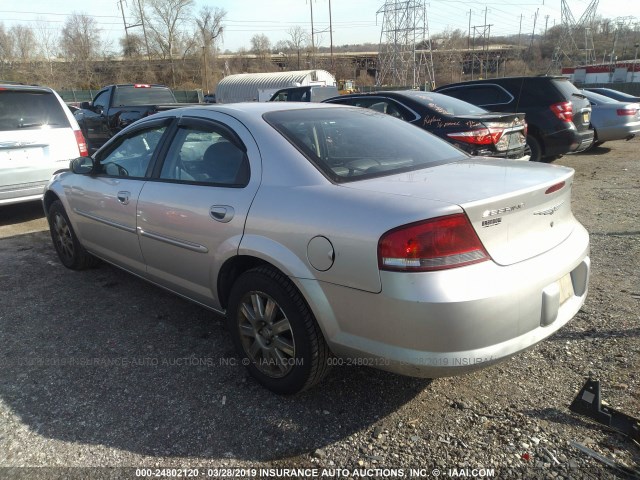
top-left (43, 103), bottom-right (590, 394)
top-left (0, 84), bottom-right (89, 205)
top-left (581, 89), bottom-right (640, 148)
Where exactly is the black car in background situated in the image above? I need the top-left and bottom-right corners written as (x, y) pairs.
top-left (434, 76), bottom-right (594, 162)
top-left (323, 91), bottom-right (527, 159)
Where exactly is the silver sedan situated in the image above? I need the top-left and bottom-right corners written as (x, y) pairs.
top-left (581, 89), bottom-right (640, 147)
top-left (43, 103), bottom-right (590, 394)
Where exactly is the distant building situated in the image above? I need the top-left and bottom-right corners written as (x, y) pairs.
top-left (561, 61), bottom-right (640, 84)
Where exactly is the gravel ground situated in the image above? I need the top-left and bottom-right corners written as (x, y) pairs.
top-left (0, 140), bottom-right (638, 479)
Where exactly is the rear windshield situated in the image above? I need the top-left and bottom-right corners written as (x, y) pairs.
top-left (264, 108), bottom-right (467, 183)
top-left (551, 79), bottom-right (583, 99)
top-left (0, 90), bottom-right (71, 131)
top-left (583, 90), bottom-right (617, 104)
top-left (401, 91), bottom-right (488, 115)
top-left (112, 86), bottom-right (176, 106)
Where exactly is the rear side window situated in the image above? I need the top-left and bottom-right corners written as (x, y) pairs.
top-left (159, 126), bottom-right (249, 186)
top-left (439, 85), bottom-right (511, 107)
top-left (0, 91), bottom-right (71, 131)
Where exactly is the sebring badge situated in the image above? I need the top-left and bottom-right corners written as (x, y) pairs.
top-left (482, 202), bottom-right (525, 218)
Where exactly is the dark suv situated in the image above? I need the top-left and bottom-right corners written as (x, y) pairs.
top-left (434, 76), bottom-right (594, 162)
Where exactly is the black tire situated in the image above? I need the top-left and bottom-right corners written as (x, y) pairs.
top-left (525, 135), bottom-right (543, 162)
top-left (48, 200), bottom-right (99, 270)
top-left (227, 266), bottom-right (331, 394)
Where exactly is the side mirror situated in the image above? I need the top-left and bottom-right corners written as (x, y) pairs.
top-left (80, 101), bottom-right (92, 110)
top-left (70, 156), bottom-right (95, 175)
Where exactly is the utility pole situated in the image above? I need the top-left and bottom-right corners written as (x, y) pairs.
top-left (137, 0), bottom-right (151, 62)
top-left (329, 0), bottom-right (334, 72)
top-left (528, 7), bottom-right (538, 62)
top-left (467, 9), bottom-right (472, 50)
top-left (544, 15), bottom-right (550, 41)
top-left (517, 14), bottom-right (523, 47)
top-left (309, 0), bottom-right (315, 68)
top-left (118, 0), bottom-right (130, 49)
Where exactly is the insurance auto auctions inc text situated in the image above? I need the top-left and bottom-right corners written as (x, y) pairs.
top-left (199, 467), bottom-right (496, 478)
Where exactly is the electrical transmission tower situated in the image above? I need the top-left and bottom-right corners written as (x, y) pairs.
top-left (376, 1), bottom-right (435, 88)
top-left (548, 0), bottom-right (599, 73)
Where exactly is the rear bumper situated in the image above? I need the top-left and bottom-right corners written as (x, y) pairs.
top-left (595, 121), bottom-right (640, 142)
top-left (299, 222), bottom-right (589, 378)
top-left (543, 126), bottom-right (594, 156)
top-left (0, 181), bottom-right (47, 205)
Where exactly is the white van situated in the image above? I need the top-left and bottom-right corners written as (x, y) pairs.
top-left (0, 84), bottom-right (88, 205)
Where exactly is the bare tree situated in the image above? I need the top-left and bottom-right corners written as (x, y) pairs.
top-left (60, 13), bottom-right (102, 87)
top-left (286, 26), bottom-right (309, 69)
top-left (195, 5), bottom-right (226, 92)
top-left (250, 33), bottom-right (272, 70)
top-left (34, 18), bottom-right (59, 82)
top-left (0, 23), bottom-right (15, 61)
top-left (137, 0), bottom-right (194, 86)
top-left (120, 33), bottom-right (147, 57)
top-left (60, 13), bottom-right (101, 62)
top-left (11, 25), bottom-right (35, 61)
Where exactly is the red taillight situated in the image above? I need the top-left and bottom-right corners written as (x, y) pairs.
top-left (545, 181), bottom-right (565, 194)
top-left (550, 101), bottom-right (573, 122)
top-left (447, 127), bottom-right (505, 145)
top-left (74, 129), bottom-right (89, 157)
top-left (134, 84), bottom-right (151, 88)
top-left (617, 107), bottom-right (638, 116)
top-left (378, 214), bottom-right (490, 272)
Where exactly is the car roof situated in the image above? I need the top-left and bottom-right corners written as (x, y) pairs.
top-left (0, 83), bottom-right (54, 93)
top-left (140, 101), bottom-right (356, 129)
top-left (435, 75), bottom-right (568, 88)
top-left (167, 101), bottom-right (346, 115)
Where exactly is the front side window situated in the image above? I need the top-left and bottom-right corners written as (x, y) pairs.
top-left (159, 126), bottom-right (249, 186)
top-left (264, 108), bottom-right (466, 183)
top-left (97, 125), bottom-right (167, 177)
top-left (92, 90), bottom-right (110, 112)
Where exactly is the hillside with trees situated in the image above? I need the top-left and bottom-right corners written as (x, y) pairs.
top-left (0, 1), bottom-right (637, 91)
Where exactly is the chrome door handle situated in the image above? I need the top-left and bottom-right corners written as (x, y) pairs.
top-left (210, 205), bottom-right (235, 223)
top-left (117, 191), bottom-right (130, 205)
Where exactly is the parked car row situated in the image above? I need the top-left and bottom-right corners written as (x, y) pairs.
top-left (4, 78), bottom-right (635, 394)
top-left (323, 90), bottom-right (528, 160)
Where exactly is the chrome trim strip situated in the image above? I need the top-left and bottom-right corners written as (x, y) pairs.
top-left (74, 209), bottom-right (137, 234)
top-left (138, 228), bottom-right (209, 253)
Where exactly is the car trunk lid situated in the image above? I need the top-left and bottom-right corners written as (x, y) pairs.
top-left (345, 159), bottom-right (576, 266)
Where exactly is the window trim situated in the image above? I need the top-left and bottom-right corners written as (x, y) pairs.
top-left (151, 117), bottom-right (250, 188)
top-left (93, 117), bottom-right (174, 179)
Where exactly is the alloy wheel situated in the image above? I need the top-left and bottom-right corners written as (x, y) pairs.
top-left (53, 212), bottom-right (75, 262)
top-left (237, 291), bottom-right (296, 378)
